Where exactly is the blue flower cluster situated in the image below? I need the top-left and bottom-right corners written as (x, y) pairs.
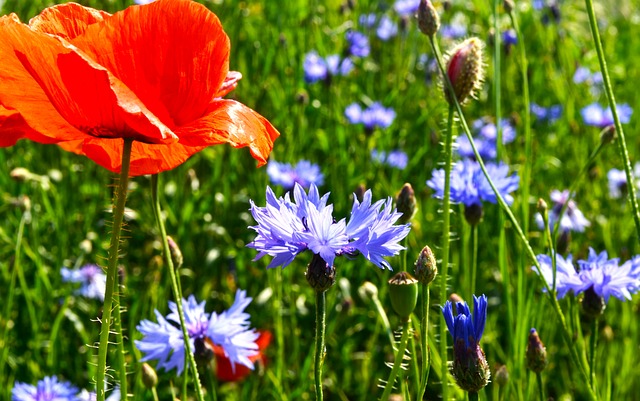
top-left (581, 102), bottom-right (633, 128)
top-left (303, 51), bottom-right (354, 84)
top-left (267, 160), bottom-right (324, 190)
top-left (345, 102), bottom-right (396, 131)
top-left (534, 249), bottom-right (640, 303)
top-left (12, 376), bottom-right (119, 401)
top-left (371, 149), bottom-right (408, 170)
top-left (359, 14), bottom-right (398, 41)
top-left (456, 118), bottom-right (516, 160)
top-left (393, 0), bottom-right (420, 16)
top-left (61, 264), bottom-right (106, 301)
top-left (573, 66), bottom-right (603, 85)
top-left (530, 103), bottom-right (562, 124)
top-left (607, 163), bottom-right (640, 199)
top-left (248, 184), bottom-right (411, 270)
top-left (136, 290), bottom-right (258, 376)
top-left (427, 160), bottom-right (520, 207)
top-left (535, 189), bottom-right (590, 233)
top-left (345, 31), bottom-right (370, 57)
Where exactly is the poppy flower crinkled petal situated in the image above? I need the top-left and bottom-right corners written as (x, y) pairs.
top-left (0, 0), bottom-right (279, 175)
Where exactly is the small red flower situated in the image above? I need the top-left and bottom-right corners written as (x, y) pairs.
top-left (0, 0), bottom-right (279, 175)
top-left (213, 330), bottom-right (272, 382)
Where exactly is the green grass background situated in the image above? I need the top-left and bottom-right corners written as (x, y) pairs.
top-left (1, 0), bottom-right (639, 399)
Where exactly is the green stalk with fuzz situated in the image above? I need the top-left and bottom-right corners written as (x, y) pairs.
top-left (96, 138), bottom-right (132, 401)
top-left (380, 319), bottom-right (412, 400)
top-left (314, 291), bottom-right (327, 401)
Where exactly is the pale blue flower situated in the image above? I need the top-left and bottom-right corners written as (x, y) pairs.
top-left (267, 160), bottom-right (324, 190)
top-left (61, 264), bottom-right (106, 301)
top-left (12, 377), bottom-right (78, 401)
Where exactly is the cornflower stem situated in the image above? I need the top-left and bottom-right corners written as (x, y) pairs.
top-left (536, 372), bottom-right (545, 401)
top-left (589, 319), bottom-right (599, 391)
top-left (276, 269), bottom-right (285, 389)
top-left (314, 290), bottom-right (327, 401)
top-left (418, 285), bottom-right (431, 400)
top-left (151, 387), bottom-right (159, 401)
top-left (493, 0), bottom-right (502, 160)
top-left (380, 319), bottom-right (411, 400)
top-left (470, 224), bottom-right (478, 300)
top-left (150, 174), bottom-right (205, 401)
top-left (469, 391), bottom-right (479, 401)
top-left (427, 36), bottom-right (598, 401)
top-left (408, 323), bottom-right (420, 398)
top-left (584, 0), bottom-right (640, 242)
top-left (96, 138), bottom-right (132, 401)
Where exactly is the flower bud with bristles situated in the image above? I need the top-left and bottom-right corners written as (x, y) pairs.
top-left (418, 0), bottom-right (440, 37)
top-left (443, 37), bottom-right (485, 106)
top-left (305, 254), bottom-right (336, 293)
top-left (395, 183), bottom-right (417, 224)
top-left (526, 328), bottom-right (548, 373)
top-left (414, 245), bottom-right (437, 285)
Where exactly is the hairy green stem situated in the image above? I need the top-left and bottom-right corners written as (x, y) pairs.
top-left (584, 0), bottom-right (640, 242)
top-left (428, 36), bottom-right (598, 401)
top-left (589, 319), bottom-right (599, 392)
top-left (469, 391), bottom-right (479, 401)
top-left (314, 291), bottom-right (327, 400)
top-left (96, 138), bottom-right (132, 401)
top-left (380, 319), bottom-right (411, 400)
top-left (536, 372), bottom-right (545, 401)
top-left (418, 285), bottom-right (431, 400)
top-left (113, 278), bottom-right (127, 400)
top-left (470, 224), bottom-right (478, 300)
top-left (151, 174), bottom-right (205, 401)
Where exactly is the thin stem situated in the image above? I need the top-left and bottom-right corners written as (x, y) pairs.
top-left (151, 387), bottom-right (159, 401)
top-left (380, 319), bottom-right (412, 400)
top-left (314, 291), bottom-right (327, 401)
top-left (470, 224), bottom-right (478, 299)
top-left (408, 323), bottom-right (420, 398)
top-left (438, 104), bottom-right (456, 401)
top-left (493, 0), bottom-right (502, 160)
top-left (151, 174), bottom-right (205, 401)
top-left (96, 138), bottom-right (133, 401)
top-left (584, 0), bottom-right (640, 242)
top-left (428, 36), bottom-right (598, 401)
top-left (418, 286), bottom-right (431, 400)
top-left (469, 391), bottom-right (479, 401)
top-left (536, 372), bottom-right (544, 401)
top-left (589, 319), bottom-right (599, 392)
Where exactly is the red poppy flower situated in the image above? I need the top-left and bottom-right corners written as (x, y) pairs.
top-left (213, 330), bottom-right (272, 382)
top-left (0, 0), bottom-right (279, 176)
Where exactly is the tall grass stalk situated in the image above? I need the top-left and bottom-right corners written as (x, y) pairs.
top-left (584, 0), bottom-right (640, 243)
top-left (96, 138), bottom-right (132, 401)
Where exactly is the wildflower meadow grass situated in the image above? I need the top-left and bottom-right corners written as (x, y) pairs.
top-left (1, 0), bottom-right (640, 400)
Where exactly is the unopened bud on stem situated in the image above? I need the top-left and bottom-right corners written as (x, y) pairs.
top-left (444, 37), bottom-right (485, 106)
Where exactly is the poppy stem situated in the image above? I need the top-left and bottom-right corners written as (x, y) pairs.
top-left (314, 290), bottom-right (326, 401)
top-left (96, 138), bottom-right (132, 401)
top-left (150, 174), bottom-right (206, 401)
top-left (380, 318), bottom-right (411, 400)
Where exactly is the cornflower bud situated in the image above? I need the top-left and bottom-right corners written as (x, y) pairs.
top-left (395, 183), bottom-right (417, 224)
top-left (526, 328), bottom-right (548, 373)
top-left (581, 286), bottom-right (606, 318)
top-left (600, 125), bottom-right (616, 145)
top-left (388, 272), bottom-right (419, 320)
top-left (503, 0), bottom-right (514, 13)
top-left (414, 245), bottom-right (438, 285)
top-left (494, 364), bottom-right (509, 386)
top-left (418, 0), bottom-right (440, 37)
top-left (306, 254), bottom-right (336, 293)
top-left (444, 38), bottom-right (485, 106)
top-left (464, 203), bottom-right (484, 226)
top-left (141, 363), bottom-right (158, 389)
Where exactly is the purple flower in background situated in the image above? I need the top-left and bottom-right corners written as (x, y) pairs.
top-left (359, 14), bottom-right (378, 28)
top-left (346, 31), bottom-right (370, 57)
top-left (371, 149), bottom-right (408, 169)
top-left (535, 189), bottom-right (590, 233)
top-left (573, 67), bottom-right (602, 85)
top-left (303, 51), bottom-right (353, 84)
top-left (61, 264), bottom-right (106, 301)
top-left (532, 0), bottom-right (545, 10)
top-left (441, 23), bottom-right (468, 39)
top-left (359, 14), bottom-right (398, 41)
top-left (502, 29), bottom-right (518, 47)
top-left (134, 0), bottom-right (155, 4)
top-left (607, 164), bottom-right (640, 199)
top-left (394, 0), bottom-right (420, 16)
top-left (12, 377), bottom-right (78, 401)
top-left (267, 160), bottom-right (324, 190)
top-left (136, 291), bottom-right (259, 376)
top-left (345, 102), bottom-right (396, 131)
top-left (427, 160), bottom-right (520, 207)
top-left (456, 118), bottom-right (516, 160)
top-left (248, 184), bottom-right (411, 269)
top-left (581, 103), bottom-right (632, 128)
top-left (534, 249), bottom-right (640, 303)
top-left (531, 103), bottom-right (563, 123)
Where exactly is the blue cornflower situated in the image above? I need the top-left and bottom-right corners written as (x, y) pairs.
top-left (441, 23), bottom-right (468, 40)
top-left (441, 294), bottom-right (490, 392)
top-left (607, 163), bottom-right (640, 199)
top-left (394, 0), bottom-right (420, 16)
top-left (535, 189), bottom-right (590, 233)
top-left (303, 51), bottom-right (353, 84)
top-left (359, 14), bottom-right (398, 41)
top-left (502, 29), bottom-right (518, 46)
top-left (77, 388), bottom-right (120, 401)
top-left (267, 160), bottom-right (324, 190)
top-left (134, 0), bottom-right (155, 4)
top-left (371, 149), bottom-right (408, 170)
top-left (456, 118), bottom-right (516, 160)
top-left (61, 264), bottom-right (106, 301)
top-left (135, 291), bottom-right (259, 376)
top-left (345, 31), bottom-right (370, 57)
top-left (345, 102), bottom-right (396, 132)
top-left (427, 160), bottom-right (520, 207)
top-left (573, 67), bottom-right (602, 85)
top-left (581, 102), bottom-right (633, 128)
top-left (530, 103), bottom-right (562, 123)
top-left (12, 376), bottom-right (78, 401)
top-left (534, 249), bottom-right (640, 304)
top-left (248, 184), bottom-right (411, 270)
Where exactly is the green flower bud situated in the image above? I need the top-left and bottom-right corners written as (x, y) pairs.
top-left (417, 0), bottom-right (440, 37)
top-left (167, 236), bottom-right (183, 268)
top-left (141, 363), bottom-right (158, 389)
top-left (395, 183), bottom-right (417, 224)
top-left (388, 272), bottom-right (419, 320)
top-left (494, 364), bottom-right (509, 386)
top-left (414, 245), bottom-right (437, 285)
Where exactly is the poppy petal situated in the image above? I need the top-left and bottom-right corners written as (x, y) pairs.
top-left (176, 100), bottom-right (280, 167)
top-left (0, 105), bottom-right (52, 146)
top-left (29, 2), bottom-right (110, 40)
top-left (0, 15), bottom-right (86, 144)
top-left (216, 71), bottom-right (242, 98)
top-left (71, 0), bottom-right (231, 127)
top-left (75, 138), bottom-right (206, 176)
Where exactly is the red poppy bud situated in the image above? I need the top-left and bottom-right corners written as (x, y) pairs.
top-left (444, 38), bottom-right (485, 106)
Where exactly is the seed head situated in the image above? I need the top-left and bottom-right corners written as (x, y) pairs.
top-left (388, 272), bottom-right (419, 320)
